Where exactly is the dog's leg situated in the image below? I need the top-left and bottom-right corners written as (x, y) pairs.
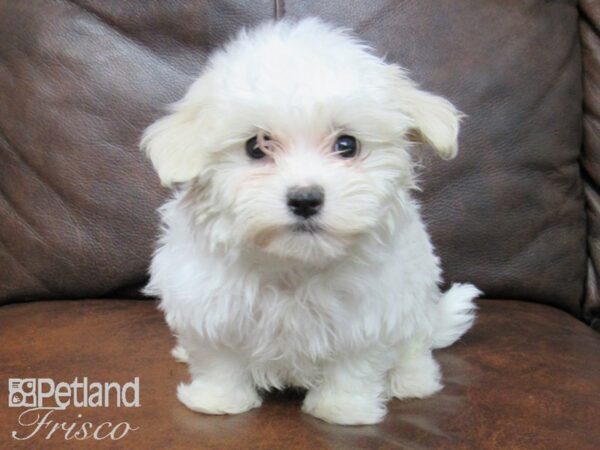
top-left (388, 341), bottom-right (442, 400)
top-left (302, 355), bottom-right (388, 425)
top-left (177, 343), bottom-right (261, 415)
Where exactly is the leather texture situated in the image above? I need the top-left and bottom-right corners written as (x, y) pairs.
top-left (0, 0), bottom-right (588, 317)
top-left (581, 0), bottom-right (600, 330)
top-left (1, 299), bottom-right (599, 449)
top-left (0, 0), bottom-right (273, 303)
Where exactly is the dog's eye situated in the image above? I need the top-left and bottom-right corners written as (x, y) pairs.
top-left (245, 136), bottom-right (266, 159)
top-left (334, 135), bottom-right (359, 158)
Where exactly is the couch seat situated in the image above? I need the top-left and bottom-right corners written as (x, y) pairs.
top-left (1, 299), bottom-right (598, 449)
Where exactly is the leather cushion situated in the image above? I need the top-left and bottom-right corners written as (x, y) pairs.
top-left (0, 0), bottom-right (273, 303)
top-left (0, 1), bottom-right (586, 315)
top-left (1, 299), bottom-right (599, 448)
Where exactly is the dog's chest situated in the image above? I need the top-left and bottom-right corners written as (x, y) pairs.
top-left (235, 279), bottom-right (384, 364)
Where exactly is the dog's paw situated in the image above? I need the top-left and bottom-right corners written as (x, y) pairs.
top-left (177, 379), bottom-right (262, 415)
top-left (302, 389), bottom-right (386, 425)
top-left (388, 351), bottom-right (442, 399)
top-left (171, 344), bottom-right (189, 363)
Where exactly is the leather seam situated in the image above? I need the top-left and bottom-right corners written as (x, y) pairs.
top-left (274, 0), bottom-right (285, 20)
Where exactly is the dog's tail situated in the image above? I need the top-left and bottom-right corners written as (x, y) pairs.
top-left (431, 283), bottom-right (481, 349)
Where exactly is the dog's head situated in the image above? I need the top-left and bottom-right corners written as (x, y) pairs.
top-left (142, 19), bottom-right (461, 264)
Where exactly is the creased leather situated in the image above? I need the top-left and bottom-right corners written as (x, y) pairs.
top-left (0, 0), bottom-right (273, 303)
top-left (580, 0), bottom-right (600, 330)
top-left (0, 1), bottom-right (587, 317)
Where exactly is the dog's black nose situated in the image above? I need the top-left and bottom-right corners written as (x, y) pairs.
top-left (287, 186), bottom-right (324, 219)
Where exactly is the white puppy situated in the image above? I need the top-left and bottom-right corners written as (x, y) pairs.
top-left (142, 18), bottom-right (480, 425)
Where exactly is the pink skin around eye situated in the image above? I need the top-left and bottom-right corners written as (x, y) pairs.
top-left (256, 130), bottom-right (276, 154)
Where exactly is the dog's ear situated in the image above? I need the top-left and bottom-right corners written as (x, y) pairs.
top-left (141, 76), bottom-right (217, 187)
top-left (388, 66), bottom-right (462, 159)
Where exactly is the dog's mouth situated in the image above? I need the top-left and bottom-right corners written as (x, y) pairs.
top-left (291, 221), bottom-right (321, 234)
top-left (254, 222), bottom-right (322, 248)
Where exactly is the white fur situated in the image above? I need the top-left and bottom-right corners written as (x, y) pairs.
top-left (142, 19), bottom-right (480, 425)
top-left (171, 344), bottom-right (189, 363)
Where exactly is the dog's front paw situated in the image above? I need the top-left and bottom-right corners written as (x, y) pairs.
top-left (177, 379), bottom-right (262, 415)
top-left (302, 389), bottom-right (386, 425)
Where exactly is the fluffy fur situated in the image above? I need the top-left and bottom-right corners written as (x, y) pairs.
top-left (142, 18), bottom-right (480, 425)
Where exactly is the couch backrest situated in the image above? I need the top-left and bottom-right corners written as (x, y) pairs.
top-left (0, 0), bottom-right (590, 320)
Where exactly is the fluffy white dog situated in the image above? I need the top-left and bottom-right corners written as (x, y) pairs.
top-left (142, 18), bottom-right (480, 425)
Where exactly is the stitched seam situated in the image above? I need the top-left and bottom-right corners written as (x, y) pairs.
top-left (579, 2), bottom-right (600, 322)
top-left (274, 0), bottom-right (285, 20)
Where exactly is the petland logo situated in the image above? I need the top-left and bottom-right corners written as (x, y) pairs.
top-left (8, 377), bottom-right (140, 441)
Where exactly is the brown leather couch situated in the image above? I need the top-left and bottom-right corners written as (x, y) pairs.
top-left (1, 1), bottom-right (599, 448)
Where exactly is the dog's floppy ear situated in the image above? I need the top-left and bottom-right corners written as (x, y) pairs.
top-left (388, 66), bottom-right (462, 159)
top-left (141, 76), bottom-right (217, 187)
